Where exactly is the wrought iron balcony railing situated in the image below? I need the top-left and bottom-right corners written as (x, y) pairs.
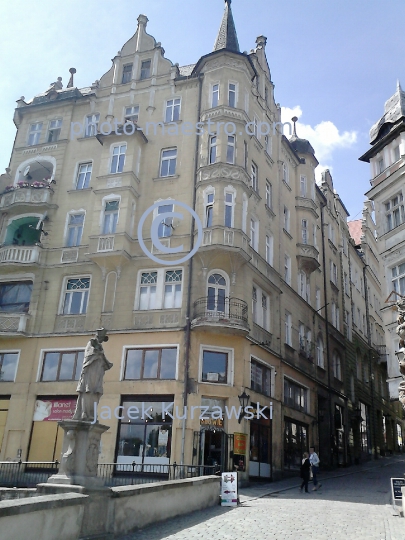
top-left (192, 297), bottom-right (248, 327)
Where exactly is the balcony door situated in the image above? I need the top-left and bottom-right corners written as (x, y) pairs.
top-left (207, 273), bottom-right (227, 315)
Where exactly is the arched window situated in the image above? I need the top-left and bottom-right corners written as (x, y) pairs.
top-left (316, 335), bottom-right (324, 368)
top-left (207, 272), bottom-right (228, 313)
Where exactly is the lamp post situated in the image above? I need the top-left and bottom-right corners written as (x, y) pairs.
top-left (238, 391), bottom-right (250, 424)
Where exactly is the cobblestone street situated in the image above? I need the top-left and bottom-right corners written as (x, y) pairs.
top-left (118, 456), bottom-right (405, 540)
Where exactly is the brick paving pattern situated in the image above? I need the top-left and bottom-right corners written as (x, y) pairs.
top-left (117, 456), bottom-right (405, 540)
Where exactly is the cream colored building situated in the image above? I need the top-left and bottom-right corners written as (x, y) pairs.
top-left (0, 2), bottom-right (400, 481)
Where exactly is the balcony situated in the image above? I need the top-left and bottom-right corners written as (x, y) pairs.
top-left (0, 245), bottom-right (40, 265)
top-left (374, 344), bottom-right (388, 363)
top-left (296, 243), bottom-right (320, 273)
top-left (191, 297), bottom-right (249, 334)
top-left (0, 313), bottom-right (29, 334)
top-left (87, 233), bottom-right (131, 271)
top-left (0, 184), bottom-right (54, 211)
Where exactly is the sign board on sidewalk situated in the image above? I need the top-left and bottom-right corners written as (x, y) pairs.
top-left (221, 472), bottom-right (238, 506)
top-left (390, 477), bottom-right (405, 504)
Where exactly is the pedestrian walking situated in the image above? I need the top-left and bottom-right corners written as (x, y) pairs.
top-left (309, 446), bottom-right (322, 491)
top-left (300, 452), bottom-right (311, 493)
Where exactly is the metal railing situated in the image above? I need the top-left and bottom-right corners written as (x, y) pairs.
top-left (193, 297), bottom-right (248, 325)
top-left (0, 461), bottom-right (219, 489)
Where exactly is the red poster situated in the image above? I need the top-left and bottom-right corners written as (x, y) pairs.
top-left (33, 399), bottom-right (76, 421)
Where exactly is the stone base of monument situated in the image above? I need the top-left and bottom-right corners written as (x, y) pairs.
top-left (37, 419), bottom-right (111, 537)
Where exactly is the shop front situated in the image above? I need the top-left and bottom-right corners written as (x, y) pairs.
top-left (283, 417), bottom-right (308, 471)
top-left (249, 405), bottom-right (272, 480)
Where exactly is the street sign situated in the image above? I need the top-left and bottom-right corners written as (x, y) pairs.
top-left (390, 477), bottom-right (405, 504)
top-left (221, 472), bottom-right (238, 506)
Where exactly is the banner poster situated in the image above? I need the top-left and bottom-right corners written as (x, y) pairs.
top-left (221, 472), bottom-right (238, 506)
top-left (33, 398), bottom-right (76, 421)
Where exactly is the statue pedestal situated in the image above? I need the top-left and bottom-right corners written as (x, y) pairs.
top-left (46, 419), bottom-right (109, 489)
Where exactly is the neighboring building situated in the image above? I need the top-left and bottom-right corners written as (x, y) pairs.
top-left (0, 2), bottom-right (400, 481)
top-left (360, 82), bottom-right (405, 402)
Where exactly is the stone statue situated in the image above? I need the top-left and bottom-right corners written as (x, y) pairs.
top-left (73, 328), bottom-right (113, 422)
top-left (395, 296), bottom-right (405, 409)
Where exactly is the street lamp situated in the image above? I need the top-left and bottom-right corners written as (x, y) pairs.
top-left (238, 391), bottom-right (250, 424)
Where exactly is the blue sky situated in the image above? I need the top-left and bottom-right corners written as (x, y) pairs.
top-left (1, 0), bottom-right (404, 219)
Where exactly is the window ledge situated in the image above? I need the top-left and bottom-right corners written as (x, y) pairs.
top-left (199, 380), bottom-right (232, 387)
top-left (282, 180), bottom-right (291, 191)
top-left (67, 188), bottom-right (93, 193)
top-left (283, 229), bottom-right (293, 240)
top-left (265, 204), bottom-right (275, 218)
top-left (153, 175), bottom-right (180, 182)
top-left (284, 343), bottom-right (295, 353)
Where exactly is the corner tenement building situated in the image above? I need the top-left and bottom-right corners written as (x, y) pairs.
top-left (0, 1), bottom-right (401, 481)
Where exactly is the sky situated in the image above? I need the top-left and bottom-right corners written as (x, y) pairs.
top-left (1, 0), bottom-right (404, 220)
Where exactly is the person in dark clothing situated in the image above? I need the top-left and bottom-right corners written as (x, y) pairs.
top-left (300, 452), bottom-right (311, 493)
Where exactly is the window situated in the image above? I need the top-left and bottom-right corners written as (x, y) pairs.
top-left (228, 83), bottom-right (236, 107)
top-left (0, 282), bottom-right (32, 313)
top-left (284, 254), bottom-right (291, 285)
top-left (202, 349), bottom-right (229, 384)
top-left (282, 162), bottom-right (289, 184)
top-left (122, 64), bottom-right (133, 84)
top-left (301, 219), bottom-right (308, 244)
top-left (251, 359), bottom-right (272, 396)
top-left (300, 175), bottom-right (307, 197)
top-left (41, 350), bottom-right (84, 381)
top-left (76, 163), bottom-right (92, 189)
top-left (284, 378), bottom-right (308, 413)
top-left (165, 98), bottom-right (181, 123)
top-left (252, 284), bottom-right (270, 330)
top-left (392, 263), bottom-right (405, 295)
top-left (265, 181), bottom-right (272, 208)
top-left (62, 277), bottom-right (90, 315)
top-left (163, 270), bottom-right (182, 309)
top-left (66, 213), bottom-right (84, 247)
top-left (285, 311), bottom-right (292, 346)
top-left (316, 335), bottom-right (324, 368)
top-left (207, 273), bottom-right (227, 313)
top-left (0, 352), bottom-right (19, 382)
top-left (124, 106), bottom-right (139, 123)
top-left (157, 202), bottom-right (174, 237)
top-left (205, 193), bottom-right (214, 227)
top-left (377, 157), bottom-right (384, 174)
top-left (265, 235), bottom-right (274, 266)
top-left (103, 200), bottom-right (119, 234)
top-left (124, 347), bottom-right (177, 380)
top-left (343, 272), bottom-right (349, 295)
top-left (251, 162), bottom-right (258, 191)
top-left (85, 114), bottom-right (99, 137)
top-left (385, 194), bottom-right (405, 231)
top-left (264, 135), bottom-right (272, 155)
top-left (252, 117), bottom-right (259, 139)
top-left (394, 145), bottom-right (401, 162)
top-left (283, 206), bottom-right (290, 233)
top-left (315, 289), bottom-right (321, 311)
top-left (226, 135), bottom-right (236, 164)
top-left (298, 271), bottom-right (309, 302)
top-left (212, 84), bottom-right (219, 108)
top-left (28, 122), bottom-right (42, 146)
top-left (242, 194), bottom-right (248, 233)
top-left (47, 119), bottom-right (62, 142)
top-left (328, 224), bottom-right (335, 244)
top-left (139, 271), bottom-right (157, 310)
top-left (313, 224), bottom-right (317, 247)
top-left (224, 191), bottom-right (234, 228)
top-left (331, 261), bottom-right (338, 285)
top-left (250, 218), bottom-right (258, 250)
top-left (160, 148), bottom-right (177, 177)
top-left (244, 140), bottom-right (248, 170)
top-left (209, 135), bottom-right (217, 164)
top-left (140, 60), bottom-right (151, 80)
top-left (343, 236), bottom-right (348, 256)
top-left (110, 144), bottom-right (126, 174)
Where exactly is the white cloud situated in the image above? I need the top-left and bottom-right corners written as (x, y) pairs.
top-left (280, 106), bottom-right (357, 181)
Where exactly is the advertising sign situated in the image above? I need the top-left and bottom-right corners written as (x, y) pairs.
top-left (234, 433), bottom-right (247, 455)
top-left (33, 399), bottom-right (76, 421)
top-left (391, 478), bottom-right (405, 503)
top-left (221, 472), bottom-right (238, 507)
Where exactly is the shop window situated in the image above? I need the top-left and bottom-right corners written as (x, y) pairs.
top-left (201, 349), bottom-right (230, 384)
top-left (360, 402), bottom-right (370, 453)
top-left (0, 352), bottom-right (19, 382)
top-left (0, 282), bottom-right (32, 313)
top-left (40, 350), bottom-right (84, 381)
top-left (124, 347), bottom-right (177, 380)
top-left (284, 419), bottom-right (308, 470)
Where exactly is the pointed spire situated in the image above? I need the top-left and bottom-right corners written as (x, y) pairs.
top-left (213, 0), bottom-right (240, 53)
top-left (397, 79), bottom-right (402, 92)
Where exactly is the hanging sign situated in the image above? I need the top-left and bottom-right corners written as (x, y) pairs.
top-left (221, 472), bottom-right (238, 506)
top-left (234, 433), bottom-right (247, 455)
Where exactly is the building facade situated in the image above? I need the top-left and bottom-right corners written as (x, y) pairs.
top-left (0, 2), bottom-right (401, 481)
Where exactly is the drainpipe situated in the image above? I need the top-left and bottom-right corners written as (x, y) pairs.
top-left (320, 202), bottom-right (334, 467)
top-left (363, 264), bottom-right (378, 459)
top-left (181, 73), bottom-right (203, 465)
